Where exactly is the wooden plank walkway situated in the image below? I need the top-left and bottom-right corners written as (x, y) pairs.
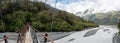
top-left (22, 29), bottom-right (33, 43)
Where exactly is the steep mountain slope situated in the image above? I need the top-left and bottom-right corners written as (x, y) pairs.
top-left (83, 11), bottom-right (120, 25)
top-left (0, 0), bottom-right (98, 32)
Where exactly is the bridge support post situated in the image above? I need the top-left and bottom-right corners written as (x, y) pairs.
top-left (3, 35), bottom-right (8, 43)
top-left (44, 33), bottom-right (48, 43)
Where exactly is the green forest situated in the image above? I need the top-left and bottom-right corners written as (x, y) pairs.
top-left (0, 0), bottom-right (98, 32)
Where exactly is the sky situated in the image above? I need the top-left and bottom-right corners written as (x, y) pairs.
top-left (39, 0), bottom-right (120, 16)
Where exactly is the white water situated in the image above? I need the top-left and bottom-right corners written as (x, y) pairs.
top-left (53, 25), bottom-right (119, 43)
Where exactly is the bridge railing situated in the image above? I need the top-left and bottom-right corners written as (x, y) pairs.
top-left (0, 25), bottom-right (55, 43)
top-left (0, 35), bottom-right (8, 43)
top-left (33, 28), bottom-right (55, 43)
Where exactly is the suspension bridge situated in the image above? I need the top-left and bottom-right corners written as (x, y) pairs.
top-left (0, 23), bottom-right (55, 43)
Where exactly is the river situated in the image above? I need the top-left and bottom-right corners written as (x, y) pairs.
top-left (53, 25), bottom-right (119, 43)
top-left (0, 25), bottom-right (120, 43)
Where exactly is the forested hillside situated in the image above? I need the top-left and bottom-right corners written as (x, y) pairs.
top-left (83, 11), bottom-right (120, 25)
top-left (0, 0), bottom-right (98, 32)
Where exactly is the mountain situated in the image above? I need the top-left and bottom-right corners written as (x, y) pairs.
top-left (83, 11), bottom-right (120, 25)
top-left (0, 0), bottom-right (98, 32)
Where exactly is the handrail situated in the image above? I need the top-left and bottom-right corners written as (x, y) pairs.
top-left (33, 28), bottom-right (55, 43)
top-left (0, 35), bottom-right (8, 42)
top-left (0, 28), bottom-right (22, 42)
top-left (0, 26), bottom-right (55, 43)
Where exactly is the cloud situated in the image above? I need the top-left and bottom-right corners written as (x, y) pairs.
top-left (40, 0), bottom-right (120, 16)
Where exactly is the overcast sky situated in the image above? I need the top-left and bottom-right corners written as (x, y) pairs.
top-left (39, 0), bottom-right (120, 16)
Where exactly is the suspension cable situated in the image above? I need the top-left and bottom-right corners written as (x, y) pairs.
top-left (32, 27), bottom-right (55, 43)
top-left (0, 35), bottom-right (8, 42)
top-left (0, 28), bottom-right (22, 42)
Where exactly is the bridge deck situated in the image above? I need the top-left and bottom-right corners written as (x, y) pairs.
top-left (22, 29), bottom-right (33, 43)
